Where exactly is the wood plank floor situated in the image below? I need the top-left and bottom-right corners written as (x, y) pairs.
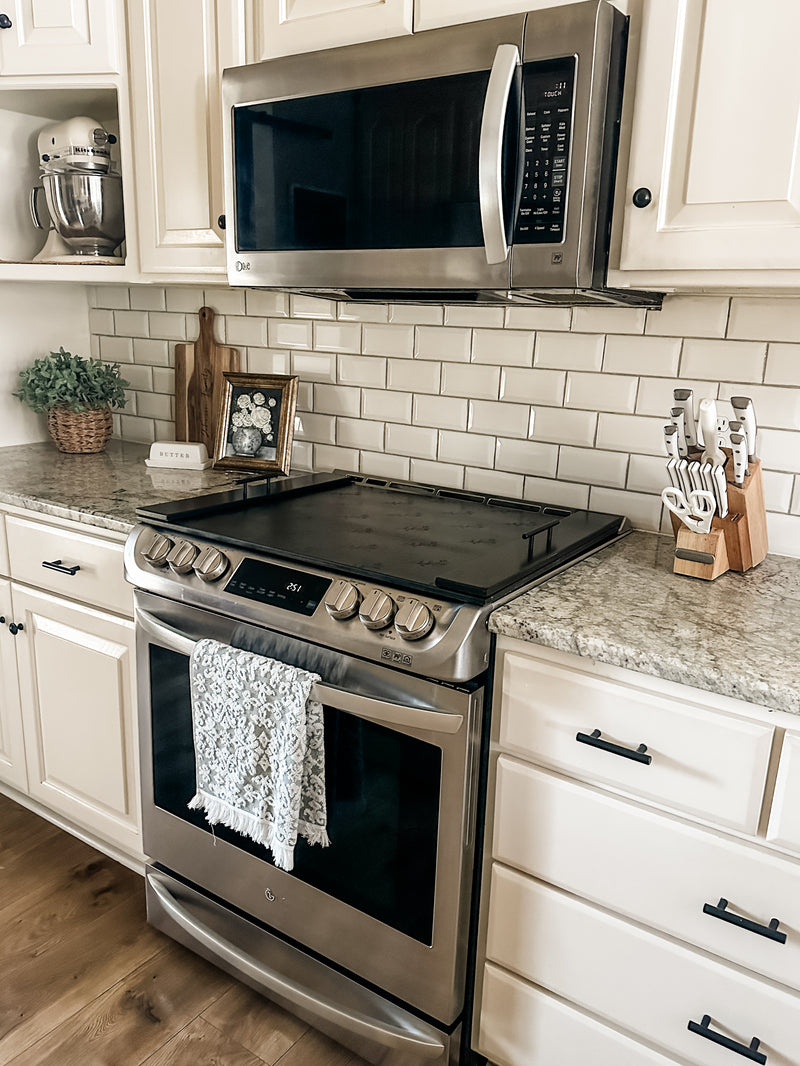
top-left (0, 793), bottom-right (370, 1066)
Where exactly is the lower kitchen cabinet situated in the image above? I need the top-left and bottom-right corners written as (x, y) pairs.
top-left (476, 636), bottom-right (800, 1066)
top-left (0, 508), bottom-right (142, 863)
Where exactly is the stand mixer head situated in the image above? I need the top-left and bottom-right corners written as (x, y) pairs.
top-left (30, 116), bottom-right (125, 262)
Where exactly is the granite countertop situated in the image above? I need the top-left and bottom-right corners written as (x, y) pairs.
top-left (0, 439), bottom-right (245, 534)
top-left (490, 530), bottom-right (800, 716)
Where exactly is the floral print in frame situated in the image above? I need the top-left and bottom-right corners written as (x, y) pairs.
top-left (213, 372), bottom-right (298, 475)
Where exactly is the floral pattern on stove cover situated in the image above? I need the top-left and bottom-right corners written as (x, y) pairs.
top-left (188, 639), bottom-right (329, 871)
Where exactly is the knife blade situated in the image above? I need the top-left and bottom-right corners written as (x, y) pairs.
top-left (663, 423), bottom-right (682, 462)
top-left (730, 396), bottom-right (757, 461)
top-left (730, 431), bottom-right (748, 487)
top-left (673, 388), bottom-right (697, 448)
top-left (699, 398), bottom-right (726, 466)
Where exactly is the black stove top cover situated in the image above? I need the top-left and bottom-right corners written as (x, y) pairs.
top-left (138, 472), bottom-right (626, 604)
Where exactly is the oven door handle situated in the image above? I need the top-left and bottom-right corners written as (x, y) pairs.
top-left (137, 607), bottom-right (465, 735)
top-left (146, 872), bottom-right (447, 1060)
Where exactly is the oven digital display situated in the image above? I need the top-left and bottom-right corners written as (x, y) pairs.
top-left (225, 559), bottom-right (331, 615)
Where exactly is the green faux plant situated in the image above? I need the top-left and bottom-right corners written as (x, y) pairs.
top-left (14, 347), bottom-right (129, 414)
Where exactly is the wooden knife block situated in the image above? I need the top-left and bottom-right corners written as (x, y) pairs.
top-left (670, 454), bottom-right (768, 581)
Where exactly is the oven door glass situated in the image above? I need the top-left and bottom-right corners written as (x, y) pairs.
top-left (149, 643), bottom-right (442, 945)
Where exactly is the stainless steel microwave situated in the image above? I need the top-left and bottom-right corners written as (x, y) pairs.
top-left (221, 1), bottom-right (658, 306)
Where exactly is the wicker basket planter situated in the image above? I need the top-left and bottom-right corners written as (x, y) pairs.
top-left (47, 405), bottom-right (113, 454)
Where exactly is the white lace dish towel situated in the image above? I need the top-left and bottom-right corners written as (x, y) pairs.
top-left (187, 638), bottom-right (329, 872)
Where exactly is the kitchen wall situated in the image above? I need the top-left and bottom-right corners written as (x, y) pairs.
top-left (88, 285), bottom-right (800, 558)
top-left (1, 282), bottom-right (90, 447)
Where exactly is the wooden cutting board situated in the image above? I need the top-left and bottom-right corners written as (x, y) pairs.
top-left (174, 306), bottom-right (240, 456)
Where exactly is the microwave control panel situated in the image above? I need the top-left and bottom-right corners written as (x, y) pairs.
top-left (515, 55), bottom-right (576, 245)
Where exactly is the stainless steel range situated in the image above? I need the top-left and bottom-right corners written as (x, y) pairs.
top-left (125, 472), bottom-right (628, 1066)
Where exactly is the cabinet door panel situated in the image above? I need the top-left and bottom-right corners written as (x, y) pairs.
top-left (414, 0), bottom-right (631, 33)
top-left (0, 0), bottom-right (121, 75)
top-left (619, 0), bottom-right (800, 272)
top-left (487, 867), bottom-right (800, 1066)
top-left (767, 732), bottom-right (800, 854)
top-left (127, 0), bottom-right (244, 274)
top-left (248, 0), bottom-right (412, 60)
top-left (13, 585), bottom-right (140, 853)
top-left (0, 578), bottom-right (26, 793)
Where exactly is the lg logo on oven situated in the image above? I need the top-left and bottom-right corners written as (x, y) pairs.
top-left (235, 260), bottom-right (251, 272)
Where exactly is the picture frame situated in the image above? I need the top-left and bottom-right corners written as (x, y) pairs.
top-left (213, 372), bottom-right (298, 475)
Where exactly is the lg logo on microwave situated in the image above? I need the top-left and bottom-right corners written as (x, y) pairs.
top-left (235, 260), bottom-right (251, 272)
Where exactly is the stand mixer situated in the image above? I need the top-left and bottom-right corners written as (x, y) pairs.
top-left (30, 116), bottom-right (125, 263)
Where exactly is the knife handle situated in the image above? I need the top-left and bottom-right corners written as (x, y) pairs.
top-left (663, 423), bottom-right (681, 461)
top-left (730, 432), bottom-right (748, 487)
top-left (669, 409), bottom-right (688, 457)
top-left (673, 389), bottom-right (697, 448)
top-left (731, 396), bottom-right (757, 461)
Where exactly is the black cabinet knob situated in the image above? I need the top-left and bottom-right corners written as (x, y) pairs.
top-left (0, 616), bottom-right (5, 625)
top-left (632, 187), bottom-right (653, 209)
top-left (217, 214), bottom-right (226, 230)
top-left (9, 622), bottom-right (23, 635)
top-left (0, 14), bottom-right (12, 29)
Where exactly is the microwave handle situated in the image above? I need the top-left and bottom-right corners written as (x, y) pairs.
top-left (479, 43), bottom-right (520, 265)
top-left (136, 606), bottom-right (464, 735)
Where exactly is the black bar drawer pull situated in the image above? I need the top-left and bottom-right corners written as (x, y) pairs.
top-left (688, 1015), bottom-right (766, 1064)
top-left (42, 559), bottom-right (81, 576)
top-left (703, 898), bottom-right (787, 944)
top-left (575, 728), bottom-right (652, 764)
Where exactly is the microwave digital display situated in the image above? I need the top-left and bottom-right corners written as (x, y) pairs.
top-left (515, 55), bottom-right (576, 245)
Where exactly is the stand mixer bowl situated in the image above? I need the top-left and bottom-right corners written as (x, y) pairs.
top-left (42, 172), bottom-right (125, 256)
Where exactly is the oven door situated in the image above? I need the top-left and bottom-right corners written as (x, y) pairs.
top-left (135, 590), bottom-right (482, 1033)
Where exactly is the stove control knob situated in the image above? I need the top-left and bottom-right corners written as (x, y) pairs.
top-left (166, 539), bottom-right (199, 575)
top-left (141, 531), bottom-right (172, 568)
top-left (394, 599), bottom-right (434, 641)
top-left (193, 546), bottom-right (230, 582)
top-left (359, 588), bottom-right (395, 630)
top-left (324, 580), bottom-right (360, 620)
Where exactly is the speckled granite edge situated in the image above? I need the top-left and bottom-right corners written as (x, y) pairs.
top-left (490, 531), bottom-right (800, 716)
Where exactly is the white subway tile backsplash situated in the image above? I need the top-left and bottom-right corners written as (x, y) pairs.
top-left (603, 334), bottom-right (682, 377)
top-left (410, 458), bottom-right (464, 489)
top-left (500, 367), bottom-right (565, 406)
top-left (535, 331), bottom-right (603, 371)
top-left (362, 389), bottom-right (413, 423)
top-left (464, 467), bottom-right (524, 497)
top-left (469, 399), bottom-right (531, 438)
top-left (765, 343), bottom-right (800, 386)
top-left (681, 339), bottom-right (766, 383)
top-left (338, 354), bottom-right (387, 388)
top-left (438, 430), bottom-right (495, 468)
top-left (645, 295), bottom-right (729, 338)
top-left (596, 413), bottom-right (665, 455)
top-left (571, 307), bottom-right (646, 335)
top-left (386, 422), bottom-right (437, 459)
top-left (313, 384), bottom-right (361, 418)
top-left (337, 417), bottom-right (385, 451)
top-left (416, 325), bottom-right (471, 362)
top-left (473, 328), bottom-right (533, 367)
top-left (728, 298), bottom-right (800, 342)
top-left (388, 358), bottom-right (441, 394)
top-left (441, 363), bottom-right (500, 399)
top-left (413, 394), bottom-right (468, 430)
top-left (90, 286), bottom-right (800, 557)
top-left (363, 323), bottom-right (415, 358)
top-left (269, 318), bottom-right (313, 350)
top-left (565, 372), bottom-right (637, 413)
top-left (558, 447), bottom-right (628, 488)
top-left (495, 438), bottom-right (558, 478)
top-left (531, 406), bottom-right (596, 447)
top-left (314, 321), bottom-right (362, 354)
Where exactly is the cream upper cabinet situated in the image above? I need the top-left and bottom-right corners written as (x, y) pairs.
top-left (247, 0), bottom-right (412, 61)
top-left (414, 0), bottom-right (631, 32)
top-left (612, 0), bottom-right (800, 289)
top-left (126, 0), bottom-right (245, 276)
top-left (0, 0), bottom-right (122, 75)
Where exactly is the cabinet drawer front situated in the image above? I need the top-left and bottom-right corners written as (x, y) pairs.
top-left (767, 733), bottom-right (800, 855)
top-left (6, 517), bottom-right (131, 616)
top-left (487, 866), bottom-right (800, 1066)
top-left (495, 757), bottom-right (800, 993)
top-left (479, 962), bottom-right (681, 1066)
top-left (500, 651), bottom-right (773, 832)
